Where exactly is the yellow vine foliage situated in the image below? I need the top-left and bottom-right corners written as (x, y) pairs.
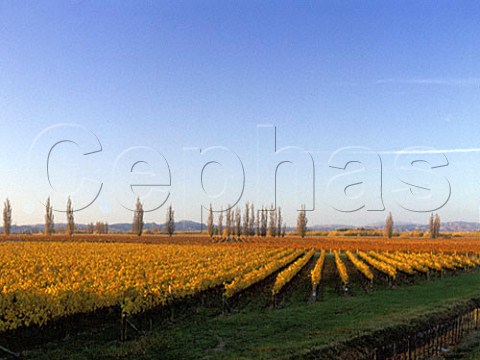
top-left (310, 250), bottom-right (326, 286)
top-left (0, 242), bottom-right (281, 331)
top-left (1, 239), bottom-right (480, 334)
top-left (334, 251), bottom-right (349, 285)
top-left (369, 251), bottom-right (415, 275)
top-left (382, 252), bottom-right (429, 273)
top-left (272, 249), bottom-right (315, 295)
top-left (224, 249), bottom-right (303, 298)
top-left (345, 251), bottom-right (373, 282)
top-left (357, 251), bottom-right (397, 278)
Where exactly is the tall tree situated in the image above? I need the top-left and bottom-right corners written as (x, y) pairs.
top-left (260, 206), bottom-right (267, 237)
top-left (433, 213), bottom-right (441, 239)
top-left (242, 202), bottom-right (250, 236)
top-left (429, 213), bottom-right (435, 238)
top-left (132, 197), bottom-right (144, 236)
top-left (297, 204), bottom-right (308, 238)
top-left (3, 198), bottom-right (12, 235)
top-left (165, 204), bottom-right (175, 236)
top-left (66, 197), bottom-right (74, 236)
top-left (282, 222), bottom-right (287, 237)
top-left (276, 207), bottom-right (282, 237)
top-left (255, 207), bottom-right (260, 236)
top-left (217, 207), bottom-right (223, 237)
top-left (234, 207), bottom-right (241, 237)
top-left (207, 204), bottom-right (214, 238)
top-left (268, 205), bottom-right (276, 237)
top-left (95, 222), bottom-right (108, 234)
top-left (384, 212), bottom-right (393, 238)
top-left (95, 222), bottom-right (101, 234)
top-left (249, 203), bottom-right (255, 237)
top-left (225, 205), bottom-right (232, 237)
top-left (44, 197), bottom-right (54, 236)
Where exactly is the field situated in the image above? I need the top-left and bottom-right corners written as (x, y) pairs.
top-left (2, 235), bottom-right (480, 359)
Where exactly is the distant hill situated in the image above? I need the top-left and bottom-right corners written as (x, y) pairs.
top-left (3, 220), bottom-right (205, 234)
top-left (307, 221), bottom-right (480, 233)
top-left (363, 221), bottom-right (480, 233)
top-left (2, 221), bottom-right (479, 234)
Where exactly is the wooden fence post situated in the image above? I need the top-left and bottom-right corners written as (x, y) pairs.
top-left (120, 312), bottom-right (127, 342)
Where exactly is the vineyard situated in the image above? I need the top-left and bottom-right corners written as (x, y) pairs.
top-left (2, 237), bottom-right (480, 358)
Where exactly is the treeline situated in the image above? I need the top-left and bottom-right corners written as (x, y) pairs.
top-left (206, 202), bottom-right (309, 238)
top-left (2, 196), bottom-right (443, 239)
top-left (1, 197), bottom-right (177, 237)
top-left (383, 212), bottom-right (441, 239)
top-left (130, 199), bottom-right (176, 237)
top-left (1, 197), bottom-right (309, 238)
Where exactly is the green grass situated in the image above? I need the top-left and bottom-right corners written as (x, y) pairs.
top-left (25, 268), bottom-right (480, 360)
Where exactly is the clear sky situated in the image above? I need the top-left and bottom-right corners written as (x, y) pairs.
top-left (1, 1), bottom-right (480, 226)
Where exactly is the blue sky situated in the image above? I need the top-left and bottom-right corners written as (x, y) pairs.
top-left (1, 1), bottom-right (480, 226)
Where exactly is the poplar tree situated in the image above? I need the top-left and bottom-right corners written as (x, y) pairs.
top-left (297, 204), bottom-right (308, 238)
top-left (44, 197), bottom-right (54, 236)
top-left (433, 213), bottom-right (441, 239)
top-left (66, 197), bottom-right (74, 236)
top-left (165, 204), bottom-right (175, 236)
top-left (217, 207), bottom-right (223, 237)
top-left (268, 205), bottom-right (276, 237)
top-left (234, 207), bottom-right (241, 237)
top-left (132, 197), bottom-right (144, 236)
top-left (95, 222), bottom-right (108, 234)
top-left (207, 204), bottom-right (214, 238)
top-left (255, 207), bottom-right (260, 236)
top-left (242, 202), bottom-right (250, 236)
top-left (3, 198), bottom-right (12, 235)
top-left (225, 205), bottom-right (232, 237)
top-left (260, 207), bottom-right (268, 237)
top-left (384, 212), bottom-right (393, 238)
top-left (248, 203), bottom-right (255, 236)
top-left (276, 207), bottom-right (282, 237)
top-left (429, 213), bottom-right (435, 238)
